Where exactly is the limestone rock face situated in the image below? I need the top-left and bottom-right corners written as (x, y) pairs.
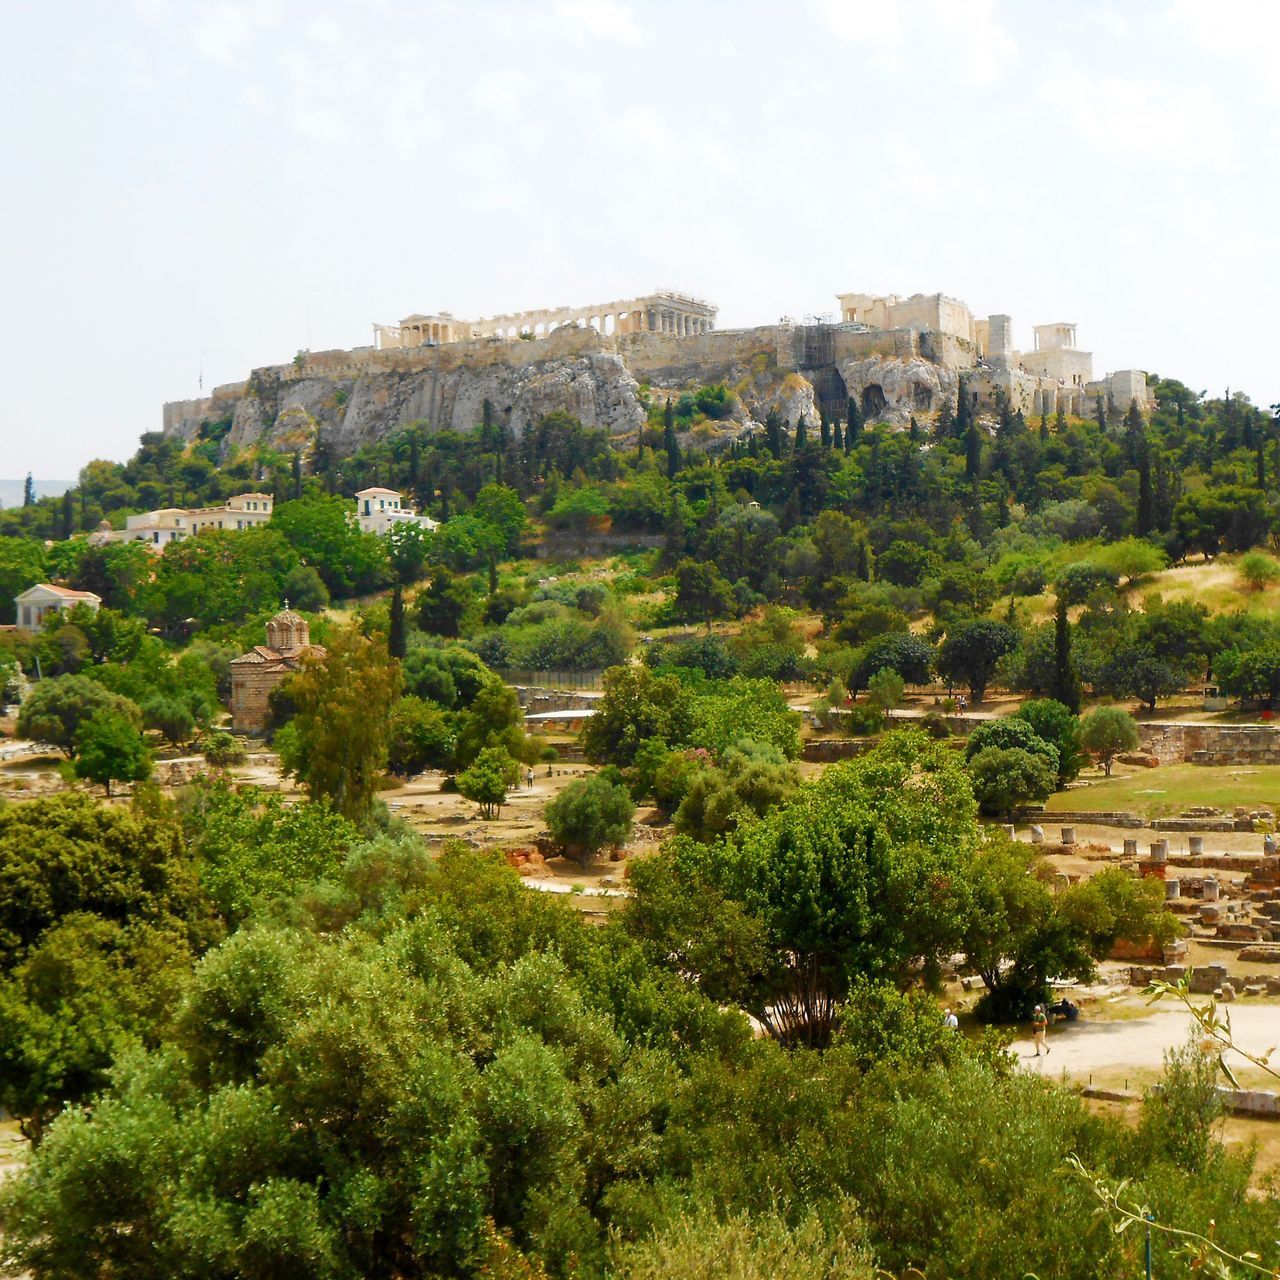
top-left (219, 352), bottom-right (645, 455)
top-left (745, 374), bottom-right (821, 432)
top-left (838, 355), bottom-right (957, 424)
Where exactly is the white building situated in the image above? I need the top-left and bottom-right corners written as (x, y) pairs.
top-left (353, 487), bottom-right (440, 536)
top-left (94, 493), bottom-right (275, 549)
top-left (14, 583), bottom-right (102, 630)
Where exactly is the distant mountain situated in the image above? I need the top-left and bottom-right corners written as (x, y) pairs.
top-left (0, 478), bottom-right (75, 507)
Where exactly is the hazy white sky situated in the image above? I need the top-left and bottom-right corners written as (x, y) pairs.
top-left (3, 0), bottom-right (1277, 477)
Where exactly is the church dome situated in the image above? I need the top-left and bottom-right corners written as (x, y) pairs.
top-left (265, 605), bottom-right (309, 651)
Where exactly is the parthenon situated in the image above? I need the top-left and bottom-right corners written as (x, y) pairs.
top-left (373, 289), bottom-right (717, 350)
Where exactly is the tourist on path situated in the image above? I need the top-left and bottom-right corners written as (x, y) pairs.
top-left (1032, 1004), bottom-right (1050, 1056)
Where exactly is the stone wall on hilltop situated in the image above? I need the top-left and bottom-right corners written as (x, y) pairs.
top-left (163, 323), bottom-right (838, 455)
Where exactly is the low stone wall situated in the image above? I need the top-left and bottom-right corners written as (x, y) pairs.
top-left (802, 738), bottom-right (877, 762)
top-left (1138, 722), bottom-right (1280, 765)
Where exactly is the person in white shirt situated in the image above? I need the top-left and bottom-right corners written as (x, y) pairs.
top-left (944, 1007), bottom-right (959, 1032)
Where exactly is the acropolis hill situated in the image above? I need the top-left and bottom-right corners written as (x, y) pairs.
top-left (163, 288), bottom-right (1154, 456)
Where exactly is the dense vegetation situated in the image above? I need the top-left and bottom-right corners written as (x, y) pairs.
top-left (0, 737), bottom-right (1269, 1279)
top-left (4, 380), bottom-right (1280, 1274)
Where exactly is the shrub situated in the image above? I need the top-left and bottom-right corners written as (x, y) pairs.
top-left (198, 730), bottom-right (245, 767)
top-left (968, 746), bottom-right (1056, 815)
top-left (456, 747), bottom-right (519, 818)
top-left (544, 774), bottom-right (634, 862)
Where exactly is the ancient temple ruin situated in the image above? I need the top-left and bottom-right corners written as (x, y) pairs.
top-left (373, 289), bottom-right (716, 349)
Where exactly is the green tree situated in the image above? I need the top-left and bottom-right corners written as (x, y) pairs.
top-left (0, 915), bottom-right (194, 1144)
top-left (471, 482), bottom-right (528, 555)
top-left (0, 791), bottom-right (216, 975)
top-left (452, 678), bottom-right (530, 770)
top-left (387, 696), bottom-right (456, 777)
top-left (183, 778), bottom-right (358, 925)
top-left (17, 675), bottom-right (142, 757)
top-left (968, 746), bottom-right (1056, 816)
top-left (664, 398), bottom-right (679, 478)
top-left (1050, 597), bottom-right (1082, 713)
top-left (270, 495), bottom-right (390, 597)
top-left (936, 619), bottom-right (1019, 703)
top-left (673, 558), bottom-right (735, 627)
top-left (275, 626), bottom-right (402, 821)
top-left (1010, 698), bottom-right (1084, 785)
top-left (456, 745), bottom-right (518, 818)
top-left (386, 521), bottom-right (432, 585)
top-left (865, 667), bottom-right (904, 726)
top-left (652, 733), bottom-right (982, 1046)
top-left (545, 773), bottom-right (635, 861)
top-left (388, 582), bottom-right (407, 659)
top-left (141, 694), bottom-right (196, 748)
top-left (415, 567), bottom-right (474, 637)
top-left (1079, 706), bottom-right (1139, 775)
top-left (673, 740), bottom-right (799, 842)
top-left (965, 717), bottom-right (1059, 779)
top-left (581, 665), bottom-right (694, 767)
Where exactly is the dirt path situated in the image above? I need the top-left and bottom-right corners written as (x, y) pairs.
top-left (1013, 1002), bottom-right (1280, 1090)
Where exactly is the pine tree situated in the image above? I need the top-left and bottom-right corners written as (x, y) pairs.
top-left (388, 583), bottom-right (407, 660)
top-left (1051, 597), bottom-right (1082, 713)
top-left (1137, 445), bottom-right (1154, 535)
top-left (845, 397), bottom-right (862, 450)
top-left (22, 474), bottom-right (34, 507)
top-left (832, 419), bottom-right (844, 451)
top-left (663, 399), bottom-right (679, 479)
top-left (795, 416), bottom-right (809, 450)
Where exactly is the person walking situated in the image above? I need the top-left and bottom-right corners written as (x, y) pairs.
top-left (944, 1007), bottom-right (959, 1032)
top-left (1032, 1004), bottom-right (1050, 1056)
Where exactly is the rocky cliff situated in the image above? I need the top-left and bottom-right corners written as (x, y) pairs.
top-left (163, 323), bottom-right (955, 457)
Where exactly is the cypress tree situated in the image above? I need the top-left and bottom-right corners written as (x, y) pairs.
top-left (854, 538), bottom-right (870, 581)
top-left (388, 583), bottom-right (407, 659)
top-left (964, 417), bottom-right (981, 480)
top-left (764, 410), bottom-right (784, 460)
top-left (1257, 442), bottom-right (1267, 490)
top-left (832, 419), bottom-right (844, 451)
top-left (1051, 597), bottom-right (1081, 713)
top-left (820, 411), bottom-right (831, 449)
top-left (747, 430), bottom-right (760, 459)
top-left (795, 415), bottom-right (809, 450)
top-left (291, 451), bottom-right (303, 500)
top-left (846, 397), bottom-right (862, 449)
top-left (1095, 395), bottom-right (1108, 432)
top-left (955, 376), bottom-right (970, 435)
top-left (909, 415), bottom-right (920, 443)
top-left (61, 489), bottom-right (75, 536)
top-left (22, 474), bottom-right (34, 507)
top-left (488, 557), bottom-right (499, 595)
top-left (1123, 399), bottom-right (1145, 468)
top-left (1137, 445), bottom-right (1154, 535)
top-left (1055, 403), bottom-right (1067, 434)
top-left (663, 399), bottom-right (679, 479)
top-left (1039, 409), bottom-right (1050, 442)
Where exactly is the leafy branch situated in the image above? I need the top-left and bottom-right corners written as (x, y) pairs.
top-left (1069, 1155), bottom-right (1277, 1278)
top-left (1144, 975), bottom-right (1278, 1088)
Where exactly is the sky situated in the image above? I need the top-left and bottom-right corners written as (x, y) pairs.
top-left (2, 0), bottom-right (1278, 478)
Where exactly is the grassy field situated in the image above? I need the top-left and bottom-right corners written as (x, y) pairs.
top-left (1045, 762), bottom-right (1280, 818)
